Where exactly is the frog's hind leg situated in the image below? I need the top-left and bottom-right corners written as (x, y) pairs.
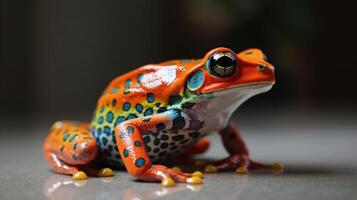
top-left (43, 121), bottom-right (113, 179)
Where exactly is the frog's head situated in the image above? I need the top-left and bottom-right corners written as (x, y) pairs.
top-left (185, 47), bottom-right (275, 99)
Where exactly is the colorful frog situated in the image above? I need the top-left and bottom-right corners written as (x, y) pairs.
top-left (43, 47), bottom-right (282, 186)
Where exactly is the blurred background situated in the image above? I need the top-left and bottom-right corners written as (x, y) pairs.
top-left (0, 0), bottom-right (356, 119)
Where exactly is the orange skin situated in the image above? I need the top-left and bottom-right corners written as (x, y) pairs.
top-left (43, 47), bottom-right (280, 185)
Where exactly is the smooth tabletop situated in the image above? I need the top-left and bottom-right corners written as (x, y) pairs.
top-left (1, 108), bottom-right (356, 200)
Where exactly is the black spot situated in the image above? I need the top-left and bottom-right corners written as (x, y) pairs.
top-left (160, 142), bottom-right (168, 149)
top-left (153, 139), bottom-right (160, 145)
top-left (144, 108), bottom-right (153, 116)
top-left (101, 137), bottom-right (108, 145)
top-left (155, 102), bottom-right (161, 107)
top-left (143, 136), bottom-right (150, 144)
top-left (104, 150), bottom-right (112, 157)
top-left (180, 139), bottom-right (190, 144)
top-left (115, 154), bottom-right (121, 159)
top-left (169, 95), bottom-right (182, 105)
top-left (149, 155), bottom-right (155, 160)
top-left (172, 117), bottom-right (186, 130)
top-left (172, 135), bottom-right (185, 141)
top-left (182, 102), bottom-right (195, 109)
top-left (156, 123), bottom-right (165, 131)
top-left (189, 132), bottom-right (200, 139)
top-left (229, 133), bottom-right (236, 139)
top-left (134, 141), bottom-right (142, 147)
top-left (170, 145), bottom-right (178, 150)
top-left (153, 148), bottom-right (160, 153)
top-left (160, 135), bottom-right (169, 140)
top-left (158, 151), bottom-right (168, 157)
top-left (157, 107), bottom-right (167, 113)
top-left (135, 158), bottom-right (146, 167)
top-left (108, 145), bottom-right (113, 151)
top-left (146, 146), bottom-right (152, 152)
top-left (112, 99), bottom-right (117, 107)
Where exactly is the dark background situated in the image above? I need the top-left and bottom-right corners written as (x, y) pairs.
top-left (1, 0), bottom-right (356, 119)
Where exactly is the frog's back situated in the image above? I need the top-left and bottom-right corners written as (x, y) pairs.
top-left (90, 60), bottom-right (202, 166)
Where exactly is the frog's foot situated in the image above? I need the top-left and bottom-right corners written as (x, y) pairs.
top-left (203, 155), bottom-right (284, 174)
top-left (138, 165), bottom-right (203, 186)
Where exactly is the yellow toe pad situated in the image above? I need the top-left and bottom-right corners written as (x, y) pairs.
top-left (235, 167), bottom-right (248, 174)
top-left (192, 171), bottom-right (204, 178)
top-left (187, 176), bottom-right (203, 185)
top-left (171, 166), bottom-right (183, 172)
top-left (161, 178), bottom-right (176, 187)
top-left (72, 171), bottom-right (88, 180)
top-left (203, 165), bottom-right (217, 173)
top-left (272, 163), bottom-right (284, 172)
top-left (98, 168), bottom-right (114, 177)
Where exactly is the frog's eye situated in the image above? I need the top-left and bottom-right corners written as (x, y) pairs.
top-left (207, 51), bottom-right (237, 78)
top-left (187, 70), bottom-right (204, 91)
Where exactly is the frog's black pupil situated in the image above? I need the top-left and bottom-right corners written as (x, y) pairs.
top-left (215, 56), bottom-right (235, 68)
top-left (209, 53), bottom-right (237, 77)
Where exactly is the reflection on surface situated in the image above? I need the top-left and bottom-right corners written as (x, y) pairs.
top-left (43, 174), bottom-right (204, 200)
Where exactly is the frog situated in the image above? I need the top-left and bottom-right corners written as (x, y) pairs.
top-left (43, 47), bottom-right (282, 186)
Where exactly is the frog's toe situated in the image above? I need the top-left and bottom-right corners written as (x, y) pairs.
top-left (171, 166), bottom-right (183, 172)
top-left (235, 167), bottom-right (248, 174)
top-left (271, 163), bottom-right (284, 173)
top-left (97, 168), bottom-right (114, 177)
top-left (192, 171), bottom-right (204, 178)
top-left (161, 177), bottom-right (176, 187)
top-left (72, 171), bottom-right (88, 180)
top-left (187, 176), bottom-right (203, 185)
top-left (203, 165), bottom-right (218, 173)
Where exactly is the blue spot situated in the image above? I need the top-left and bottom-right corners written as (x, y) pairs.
top-left (114, 116), bottom-right (126, 126)
top-left (144, 108), bottom-right (153, 116)
top-left (103, 126), bottom-right (111, 136)
top-left (106, 111), bottom-right (114, 123)
top-left (123, 102), bottom-right (131, 111)
top-left (135, 103), bottom-right (143, 113)
top-left (127, 126), bottom-right (134, 134)
top-left (142, 117), bottom-right (151, 122)
top-left (101, 137), bottom-right (108, 145)
top-left (123, 149), bottom-right (129, 157)
top-left (120, 132), bottom-right (125, 139)
top-left (63, 133), bottom-right (70, 141)
top-left (73, 143), bottom-right (78, 150)
top-left (137, 74), bottom-right (143, 83)
top-left (135, 158), bottom-right (146, 167)
top-left (100, 106), bottom-right (105, 113)
top-left (98, 116), bottom-right (104, 124)
top-left (127, 113), bottom-right (137, 120)
top-left (147, 93), bottom-right (155, 103)
top-left (125, 79), bottom-right (131, 87)
top-left (123, 88), bottom-right (130, 94)
top-left (111, 87), bottom-right (119, 93)
top-left (134, 141), bottom-right (142, 147)
top-left (72, 154), bottom-right (79, 160)
top-left (69, 134), bottom-right (77, 142)
top-left (112, 99), bottom-right (117, 107)
top-left (187, 70), bottom-right (204, 91)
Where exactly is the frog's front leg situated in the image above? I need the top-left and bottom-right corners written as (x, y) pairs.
top-left (203, 122), bottom-right (283, 174)
top-left (114, 109), bottom-right (203, 186)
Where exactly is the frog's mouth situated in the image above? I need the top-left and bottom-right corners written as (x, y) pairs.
top-left (211, 82), bottom-right (274, 97)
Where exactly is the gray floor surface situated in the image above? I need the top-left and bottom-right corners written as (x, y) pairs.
top-left (1, 108), bottom-right (356, 200)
